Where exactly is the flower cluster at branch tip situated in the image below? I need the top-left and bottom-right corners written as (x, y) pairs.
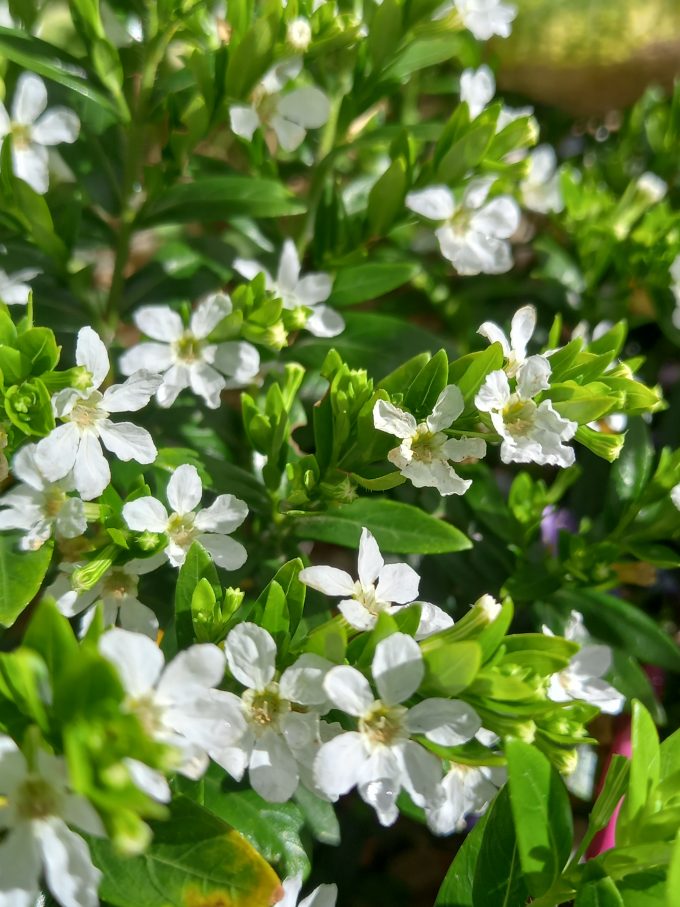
top-left (234, 240), bottom-right (344, 338)
top-left (119, 293), bottom-right (260, 408)
top-left (373, 384), bottom-right (486, 495)
top-left (406, 179), bottom-right (520, 275)
top-left (0, 73), bottom-right (79, 194)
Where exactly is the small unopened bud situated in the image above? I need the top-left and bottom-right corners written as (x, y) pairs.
top-left (72, 545), bottom-right (117, 591)
top-left (476, 594), bottom-right (502, 623)
top-left (223, 587), bottom-right (245, 618)
top-left (287, 17), bottom-right (312, 51)
top-left (636, 171), bottom-right (667, 204)
top-left (136, 531), bottom-right (163, 551)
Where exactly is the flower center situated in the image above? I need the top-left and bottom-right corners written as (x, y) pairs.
top-left (44, 487), bottom-right (67, 518)
top-left (502, 398), bottom-right (536, 436)
top-left (128, 693), bottom-right (165, 736)
top-left (10, 122), bottom-right (32, 149)
top-left (359, 702), bottom-right (407, 748)
top-left (410, 425), bottom-right (446, 464)
top-left (69, 393), bottom-right (106, 429)
top-left (172, 331), bottom-right (204, 364)
top-left (242, 682), bottom-right (290, 732)
top-left (16, 776), bottom-right (60, 820)
top-left (450, 206), bottom-right (473, 235)
top-left (102, 569), bottom-right (137, 600)
top-left (353, 581), bottom-right (389, 617)
top-left (167, 511), bottom-right (197, 548)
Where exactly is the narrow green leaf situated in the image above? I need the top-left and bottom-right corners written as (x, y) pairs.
top-left (472, 786), bottom-right (529, 906)
top-left (434, 805), bottom-right (491, 906)
top-left (326, 262), bottom-right (420, 307)
top-left (0, 531), bottom-right (53, 627)
top-left (22, 597), bottom-right (79, 683)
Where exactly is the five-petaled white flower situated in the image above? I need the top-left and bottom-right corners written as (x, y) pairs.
top-left (373, 384), bottom-right (486, 495)
top-left (122, 463), bottom-right (248, 570)
top-left (0, 737), bottom-right (104, 907)
top-left (300, 527), bottom-right (452, 638)
top-left (0, 443), bottom-right (86, 550)
top-left (280, 875), bottom-right (337, 907)
top-left (119, 293), bottom-right (260, 409)
top-left (234, 240), bottom-right (344, 338)
top-left (214, 623), bottom-right (334, 802)
top-left (435, 0), bottom-right (516, 40)
top-left (520, 145), bottom-right (564, 214)
top-left (34, 327), bottom-right (161, 501)
top-left (313, 633), bottom-right (481, 826)
top-left (478, 303), bottom-right (537, 377)
top-left (0, 267), bottom-right (40, 305)
top-left (426, 762), bottom-right (505, 835)
top-left (406, 180), bottom-right (520, 275)
top-left (460, 65), bottom-right (495, 119)
top-left (0, 73), bottom-right (79, 194)
top-left (544, 612), bottom-right (624, 715)
top-left (99, 628), bottom-right (242, 801)
top-left (230, 57), bottom-right (330, 152)
top-left (46, 554), bottom-right (165, 639)
top-left (475, 355), bottom-right (577, 467)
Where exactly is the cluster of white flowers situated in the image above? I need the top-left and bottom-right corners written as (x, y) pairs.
top-left (0, 73), bottom-right (79, 195)
top-left (234, 240), bottom-right (344, 338)
top-left (230, 57), bottom-right (330, 152)
top-left (373, 385), bottom-right (485, 496)
top-left (406, 179), bottom-right (520, 275)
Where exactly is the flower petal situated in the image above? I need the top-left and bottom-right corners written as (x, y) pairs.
top-left (76, 326), bottom-right (109, 388)
top-left (276, 239), bottom-right (301, 291)
top-left (157, 644), bottom-right (225, 703)
top-left (37, 818), bottom-right (101, 907)
top-left (250, 730), bottom-right (298, 802)
top-left (195, 495), bottom-right (248, 534)
top-left (305, 304), bottom-right (345, 338)
top-left (516, 355), bottom-right (551, 399)
top-left (427, 384), bottom-right (464, 432)
top-left (295, 273), bottom-right (333, 306)
top-left (73, 432), bottom-right (109, 500)
top-left (0, 823), bottom-right (41, 907)
top-left (197, 533), bottom-right (247, 570)
top-left (406, 698), bottom-right (481, 746)
top-left (509, 304), bottom-right (536, 359)
top-left (373, 399), bottom-right (417, 440)
top-left (124, 758), bottom-right (171, 803)
top-left (102, 371), bottom-right (162, 413)
top-left (118, 598), bottom-right (159, 639)
top-left (313, 731), bottom-right (366, 799)
top-left (11, 443), bottom-right (45, 490)
top-left (134, 305), bottom-right (184, 342)
top-left (372, 633), bottom-right (423, 705)
top-left (415, 602), bottom-right (454, 639)
top-left (477, 320), bottom-right (510, 355)
top-left (323, 665), bottom-right (373, 716)
top-left (405, 186), bottom-right (455, 221)
top-left (470, 196), bottom-right (520, 239)
top-left (270, 114), bottom-right (306, 152)
top-left (375, 563), bottom-right (420, 605)
top-left (55, 497), bottom-right (88, 539)
top-left (230, 104), bottom-right (260, 140)
top-left (212, 341), bottom-right (260, 384)
top-left (280, 654), bottom-right (333, 706)
top-left (189, 361), bottom-right (226, 408)
top-left (298, 565), bottom-right (355, 597)
top-left (475, 369), bottom-right (511, 412)
top-left (226, 622), bottom-right (276, 689)
top-left (98, 420), bottom-right (157, 464)
top-left (12, 143), bottom-right (49, 193)
top-left (357, 526), bottom-right (383, 588)
top-left (118, 342), bottom-right (173, 376)
top-left (190, 293), bottom-right (233, 339)
top-left (13, 73), bottom-right (47, 125)
top-left (122, 496), bottom-right (168, 532)
top-left (276, 87), bottom-right (329, 129)
top-left (167, 464), bottom-right (202, 515)
top-left (32, 108), bottom-right (79, 145)
top-left (99, 627), bottom-right (164, 696)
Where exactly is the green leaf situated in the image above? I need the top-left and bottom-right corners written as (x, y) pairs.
top-left (506, 739), bottom-right (573, 897)
top-left (0, 649), bottom-right (49, 732)
top-left (436, 119), bottom-right (496, 183)
top-left (326, 262), bottom-right (420, 307)
top-left (472, 787), bottom-right (529, 906)
top-left (553, 589), bottom-right (680, 672)
top-left (405, 349), bottom-right (449, 419)
top-left (139, 177), bottom-right (305, 226)
top-left (422, 641), bottom-right (481, 696)
top-left (621, 701), bottom-right (659, 834)
top-left (610, 417), bottom-right (654, 506)
top-left (448, 344), bottom-right (504, 407)
top-left (293, 785), bottom-right (341, 846)
top-left (0, 532), bottom-right (53, 628)
top-left (90, 796), bottom-right (281, 907)
top-left (367, 158), bottom-right (408, 235)
top-left (22, 597), bottom-right (79, 684)
top-left (293, 498), bottom-right (471, 554)
top-left (434, 804), bottom-right (491, 906)
top-left (575, 878), bottom-right (625, 906)
top-left (668, 831), bottom-right (680, 907)
top-left (175, 543), bottom-right (220, 649)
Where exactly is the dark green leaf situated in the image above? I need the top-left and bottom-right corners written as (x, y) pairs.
top-left (0, 532), bottom-right (53, 628)
top-left (326, 262), bottom-right (420, 307)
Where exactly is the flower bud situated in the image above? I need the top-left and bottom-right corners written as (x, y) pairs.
top-left (287, 17), bottom-right (312, 51)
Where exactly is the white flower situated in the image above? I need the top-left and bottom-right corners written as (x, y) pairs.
top-left (0, 73), bottom-right (79, 194)
top-left (122, 463), bottom-right (248, 570)
top-left (475, 355), bottom-right (577, 467)
top-left (213, 623), bottom-right (334, 802)
top-left (434, 0), bottom-right (516, 39)
top-left (0, 444), bottom-right (86, 550)
top-left (280, 875), bottom-right (337, 907)
top-left (478, 303), bottom-right (537, 377)
top-left (99, 628), bottom-right (242, 799)
top-left (34, 327), bottom-right (161, 500)
top-left (373, 384), bottom-right (486, 495)
top-left (300, 527), bottom-right (452, 638)
top-left (234, 240), bottom-right (344, 338)
top-left (314, 633), bottom-right (481, 826)
top-left (406, 180), bottom-right (520, 275)
top-left (521, 145), bottom-right (564, 214)
top-left (672, 483), bottom-right (680, 511)
top-left (426, 762), bottom-right (505, 835)
top-left (544, 613), bottom-right (624, 715)
top-left (0, 737), bottom-right (103, 907)
top-left (287, 17), bottom-right (312, 51)
top-left (119, 293), bottom-right (260, 409)
top-left (230, 57), bottom-right (330, 152)
top-left (636, 171), bottom-right (667, 204)
top-left (460, 65), bottom-right (495, 119)
top-left (46, 554), bottom-right (165, 639)
top-left (0, 267), bottom-right (40, 305)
